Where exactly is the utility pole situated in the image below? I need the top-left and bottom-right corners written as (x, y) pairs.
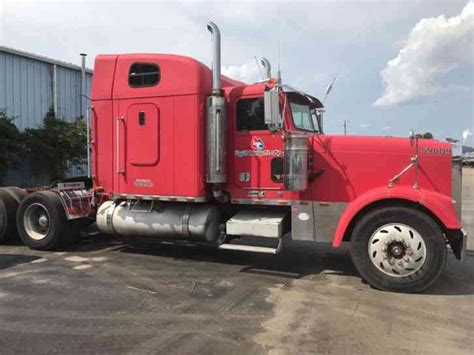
top-left (343, 120), bottom-right (349, 135)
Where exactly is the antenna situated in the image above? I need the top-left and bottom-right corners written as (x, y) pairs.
top-left (322, 76), bottom-right (337, 103)
top-left (254, 56), bottom-right (265, 81)
top-left (276, 3), bottom-right (282, 85)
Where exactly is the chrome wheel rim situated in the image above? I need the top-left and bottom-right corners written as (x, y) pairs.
top-left (368, 223), bottom-right (426, 277)
top-left (24, 203), bottom-right (51, 241)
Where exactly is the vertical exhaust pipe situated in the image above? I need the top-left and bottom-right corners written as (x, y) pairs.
top-left (261, 57), bottom-right (271, 80)
top-left (80, 53), bottom-right (87, 117)
top-left (207, 22), bottom-right (222, 94)
top-left (80, 53), bottom-right (91, 178)
top-left (206, 22), bottom-right (226, 187)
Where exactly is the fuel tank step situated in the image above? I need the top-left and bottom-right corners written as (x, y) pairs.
top-left (219, 241), bottom-right (282, 254)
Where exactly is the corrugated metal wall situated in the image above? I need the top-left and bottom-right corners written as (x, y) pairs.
top-left (0, 49), bottom-right (92, 127)
top-left (0, 47), bottom-right (93, 186)
top-left (56, 65), bottom-right (92, 120)
top-left (0, 51), bottom-right (53, 129)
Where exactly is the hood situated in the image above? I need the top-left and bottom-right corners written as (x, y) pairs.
top-left (309, 135), bottom-right (452, 202)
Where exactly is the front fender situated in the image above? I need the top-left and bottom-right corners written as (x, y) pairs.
top-left (332, 186), bottom-right (461, 247)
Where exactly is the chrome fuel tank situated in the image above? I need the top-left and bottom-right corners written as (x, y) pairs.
top-left (97, 201), bottom-right (221, 242)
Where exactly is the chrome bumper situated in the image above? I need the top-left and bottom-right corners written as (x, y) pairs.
top-left (452, 156), bottom-right (463, 220)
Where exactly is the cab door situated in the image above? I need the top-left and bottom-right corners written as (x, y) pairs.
top-left (115, 97), bottom-right (174, 196)
top-left (233, 96), bottom-right (284, 191)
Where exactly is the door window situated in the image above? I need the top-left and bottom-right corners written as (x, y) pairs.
top-left (236, 97), bottom-right (268, 132)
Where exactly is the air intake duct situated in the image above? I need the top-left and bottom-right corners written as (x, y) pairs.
top-left (283, 133), bottom-right (309, 191)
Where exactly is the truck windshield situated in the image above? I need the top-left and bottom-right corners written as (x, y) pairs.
top-left (287, 93), bottom-right (320, 133)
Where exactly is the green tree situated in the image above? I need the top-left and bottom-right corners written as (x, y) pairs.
top-left (23, 107), bottom-right (87, 181)
top-left (0, 109), bottom-right (23, 184)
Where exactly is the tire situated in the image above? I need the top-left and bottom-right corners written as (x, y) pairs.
top-left (0, 187), bottom-right (27, 243)
top-left (17, 191), bottom-right (74, 250)
top-left (350, 206), bottom-right (447, 293)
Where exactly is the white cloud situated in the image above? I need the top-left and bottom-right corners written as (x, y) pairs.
top-left (463, 129), bottom-right (473, 143)
top-left (383, 125), bottom-right (393, 131)
top-left (222, 61), bottom-right (262, 84)
top-left (374, 1), bottom-right (474, 107)
top-left (360, 123), bottom-right (371, 130)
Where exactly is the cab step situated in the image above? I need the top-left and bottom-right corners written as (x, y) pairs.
top-left (226, 210), bottom-right (288, 238)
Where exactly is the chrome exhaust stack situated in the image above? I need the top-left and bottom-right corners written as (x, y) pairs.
top-left (207, 22), bottom-right (222, 95)
top-left (261, 57), bottom-right (271, 81)
top-left (206, 22), bottom-right (226, 188)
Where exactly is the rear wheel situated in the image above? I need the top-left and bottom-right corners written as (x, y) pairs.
top-left (350, 206), bottom-right (447, 293)
top-left (17, 191), bottom-right (74, 250)
top-left (0, 187), bottom-right (27, 242)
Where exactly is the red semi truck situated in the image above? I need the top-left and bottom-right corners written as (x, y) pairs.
top-left (0, 23), bottom-right (466, 292)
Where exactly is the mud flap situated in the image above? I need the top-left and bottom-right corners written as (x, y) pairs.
top-left (446, 229), bottom-right (467, 261)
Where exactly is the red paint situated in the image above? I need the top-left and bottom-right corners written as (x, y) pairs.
top-left (91, 53), bottom-right (461, 244)
top-left (92, 54), bottom-right (224, 198)
top-left (332, 186), bottom-right (460, 248)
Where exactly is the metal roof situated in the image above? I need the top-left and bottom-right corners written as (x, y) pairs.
top-left (0, 45), bottom-right (93, 73)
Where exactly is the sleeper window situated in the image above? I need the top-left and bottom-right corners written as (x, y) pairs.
top-left (129, 63), bottom-right (160, 87)
top-left (236, 98), bottom-right (268, 131)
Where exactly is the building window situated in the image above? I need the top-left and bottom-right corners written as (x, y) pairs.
top-left (129, 63), bottom-right (160, 87)
top-left (236, 97), bottom-right (267, 131)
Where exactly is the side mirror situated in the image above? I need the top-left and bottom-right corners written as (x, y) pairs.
top-left (264, 90), bottom-right (280, 126)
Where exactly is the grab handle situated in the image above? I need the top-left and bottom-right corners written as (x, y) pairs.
top-left (116, 116), bottom-right (125, 175)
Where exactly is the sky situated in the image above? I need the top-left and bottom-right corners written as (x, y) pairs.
top-left (1, 0), bottom-right (473, 144)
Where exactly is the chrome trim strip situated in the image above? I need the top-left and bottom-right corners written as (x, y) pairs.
top-left (231, 198), bottom-right (296, 206)
top-left (112, 194), bottom-right (207, 203)
top-left (241, 187), bottom-right (283, 190)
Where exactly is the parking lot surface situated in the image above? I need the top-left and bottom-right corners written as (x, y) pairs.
top-left (1, 169), bottom-right (473, 354)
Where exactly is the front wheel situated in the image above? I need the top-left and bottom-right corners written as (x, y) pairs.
top-left (350, 206), bottom-right (447, 293)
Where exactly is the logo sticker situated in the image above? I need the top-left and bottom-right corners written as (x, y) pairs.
top-left (235, 136), bottom-right (282, 158)
top-left (252, 137), bottom-right (265, 151)
top-left (421, 147), bottom-right (452, 156)
top-left (133, 179), bottom-right (154, 188)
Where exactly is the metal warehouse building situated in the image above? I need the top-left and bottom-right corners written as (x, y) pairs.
top-left (0, 46), bottom-right (93, 129)
top-left (0, 46), bottom-right (93, 186)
